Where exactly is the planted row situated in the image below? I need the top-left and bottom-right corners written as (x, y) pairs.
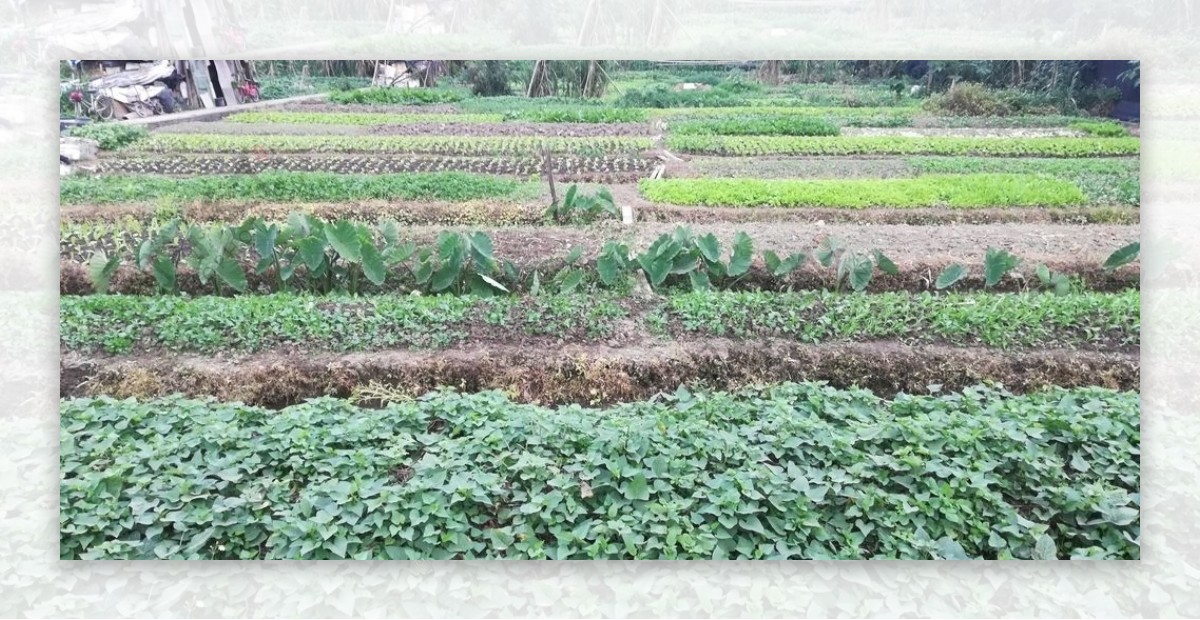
top-left (78, 215), bottom-right (1139, 297)
top-left (61, 382), bottom-right (1140, 559)
top-left (638, 174), bottom-right (1087, 208)
top-left (666, 135), bottom-right (1140, 157)
top-left (61, 171), bottom-right (534, 205)
top-left (92, 155), bottom-right (653, 181)
top-left (327, 87), bottom-right (466, 105)
top-left (225, 111), bottom-right (503, 125)
top-left (61, 289), bottom-right (1140, 355)
top-left (126, 134), bottom-right (655, 157)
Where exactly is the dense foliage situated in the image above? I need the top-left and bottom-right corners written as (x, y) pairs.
top-left (670, 116), bottom-right (841, 136)
top-left (60, 383), bottom-right (1140, 559)
top-left (638, 175), bottom-right (1087, 208)
top-left (60, 172), bottom-right (531, 204)
top-left (665, 135), bottom-right (1141, 157)
top-left (60, 290), bottom-right (1140, 354)
top-left (327, 87), bottom-right (466, 105)
top-left (67, 123), bottom-right (148, 150)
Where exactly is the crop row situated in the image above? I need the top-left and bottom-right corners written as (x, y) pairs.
top-left (638, 174), bottom-right (1087, 208)
top-left (225, 111), bottom-right (504, 124)
top-left (670, 116), bottom-right (841, 136)
top-left (71, 214), bottom-right (1139, 298)
top-left (126, 134), bottom-right (655, 157)
top-left (61, 289), bottom-right (1140, 355)
top-left (91, 156), bottom-right (653, 181)
top-left (60, 172), bottom-right (536, 205)
top-left (60, 382), bottom-right (1139, 559)
top-left (666, 135), bottom-right (1140, 157)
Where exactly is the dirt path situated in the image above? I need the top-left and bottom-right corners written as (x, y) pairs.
top-left (62, 340), bottom-right (1139, 408)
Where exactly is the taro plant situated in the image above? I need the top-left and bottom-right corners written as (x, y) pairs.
top-left (814, 236), bottom-right (899, 292)
top-left (86, 250), bottom-right (121, 294)
top-left (628, 227), bottom-right (757, 292)
top-left (136, 217), bottom-right (184, 294)
top-left (184, 220), bottom-right (254, 295)
top-left (544, 184), bottom-right (619, 225)
top-left (405, 230), bottom-right (508, 296)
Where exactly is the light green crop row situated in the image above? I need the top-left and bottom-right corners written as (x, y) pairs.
top-left (666, 135), bottom-right (1140, 157)
top-left (638, 174), bottom-right (1088, 208)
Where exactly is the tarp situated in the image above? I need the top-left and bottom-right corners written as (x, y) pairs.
top-left (87, 60), bottom-right (176, 90)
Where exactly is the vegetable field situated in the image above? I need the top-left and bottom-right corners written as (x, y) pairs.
top-left (60, 65), bottom-right (1140, 560)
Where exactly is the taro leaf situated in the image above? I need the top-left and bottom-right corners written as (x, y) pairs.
top-left (688, 269), bottom-right (711, 291)
top-left (873, 250), bottom-right (899, 276)
top-left (623, 473), bottom-right (651, 501)
top-left (763, 250), bottom-right (782, 275)
top-left (252, 224), bottom-right (279, 268)
top-left (697, 233), bottom-right (722, 264)
top-left (502, 259), bottom-right (519, 284)
top-left (1052, 273), bottom-right (1071, 296)
top-left (1033, 534), bottom-right (1058, 560)
top-left (596, 186), bottom-right (614, 207)
top-left (437, 232), bottom-right (465, 262)
top-left (530, 270), bottom-right (541, 296)
top-left (468, 232), bottom-right (496, 273)
top-left (670, 253), bottom-right (699, 275)
top-left (383, 241), bottom-right (416, 265)
top-left (638, 252), bottom-right (673, 288)
top-left (563, 184), bottom-right (578, 209)
top-left (479, 273), bottom-right (509, 293)
top-left (816, 237), bottom-right (841, 267)
top-left (87, 250), bottom-right (120, 295)
top-left (151, 257), bottom-right (176, 294)
top-left (297, 236), bottom-right (327, 272)
top-left (558, 269), bottom-right (584, 294)
top-left (1103, 242), bottom-right (1139, 271)
top-left (137, 219), bottom-right (181, 270)
top-left (360, 241), bottom-right (387, 286)
top-left (934, 537), bottom-right (970, 560)
top-left (983, 247), bottom-right (1020, 288)
top-left (468, 274), bottom-right (499, 297)
top-left (216, 257), bottom-right (247, 293)
top-left (564, 246), bottom-right (584, 266)
top-left (380, 219), bottom-right (401, 247)
top-left (935, 263), bottom-right (968, 289)
top-left (1036, 263), bottom-right (1052, 285)
top-left (325, 220), bottom-right (362, 264)
top-left (597, 253), bottom-right (623, 286)
top-left (848, 253), bottom-right (874, 292)
top-left (286, 212), bottom-right (310, 237)
top-left (728, 232), bottom-right (753, 276)
top-left (431, 257), bottom-right (463, 292)
top-left (412, 259), bottom-right (433, 286)
top-left (671, 226), bottom-right (693, 245)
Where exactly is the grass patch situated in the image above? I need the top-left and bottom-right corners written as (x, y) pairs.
top-left (60, 381), bottom-right (1139, 559)
top-left (638, 175), bottom-right (1087, 208)
top-left (61, 290), bottom-right (1138, 354)
top-left (127, 134), bottom-right (654, 156)
top-left (666, 135), bottom-right (1140, 157)
top-left (225, 111), bottom-right (503, 124)
top-left (60, 171), bottom-right (534, 205)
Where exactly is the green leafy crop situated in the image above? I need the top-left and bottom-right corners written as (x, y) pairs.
top-left (60, 383), bottom-right (1140, 559)
top-left (665, 135), bottom-right (1140, 157)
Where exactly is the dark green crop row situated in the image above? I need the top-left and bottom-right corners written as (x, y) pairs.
top-left (670, 116), bottom-right (841, 136)
top-left (60, 171), bottom-right (536, 205)
top-left (60, 290), bottom-right (1140, 355)
top-left (60, 382), bottom-right (1140, 559)
top-left (638, 174), bottom-right (1087, 208)
top-left (666, 135), bottom-right (1140, 157)
top-left (126, 134), bottom-right (654, 157)
top-left (327, 87), bottom-right (467, 105)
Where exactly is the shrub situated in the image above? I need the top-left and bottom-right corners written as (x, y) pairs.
top-left (922, 82), bottom-right (1009, 116)
top-left (59, 383), bottom-right (1140, 559)
top-left (464, 60), bottom-right (515, 96)
top-left (68, 123), bottom-right (148, 150)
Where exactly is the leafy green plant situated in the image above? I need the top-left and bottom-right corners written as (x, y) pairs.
top-left (664, 135), bottom-right (1140, 158)
top-left (1104, 242), bottom-right (1140, 271)
top-left (86, 250), bottom-right (120, 294)
top-left (327, 87), bottom-right (466, 105)
top-left (68, 123), bottom-right (148, 150)
top-left (983, 247), bottom-right (1020, 288)
top-left (544, 184), bottom-right (619, 224)
top-left (1069, 120), bottom-right (1130, 138)
top-left (670, 116), bottom-right (840, 136)
top-left (60, 382), bottom-right (1140, 560)
top-left (128, 134), bottom-right (655, 157)
top-left (638, 175), bottom-right (1088, 209)
top-left (226, 111), bottom-right (502, 125)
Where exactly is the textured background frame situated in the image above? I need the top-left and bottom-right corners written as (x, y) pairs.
top-left (2, 0), bottom-right (1191, 616)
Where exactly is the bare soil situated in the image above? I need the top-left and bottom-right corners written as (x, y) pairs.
top-left (61, 340), bottom-right (1139, 408)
